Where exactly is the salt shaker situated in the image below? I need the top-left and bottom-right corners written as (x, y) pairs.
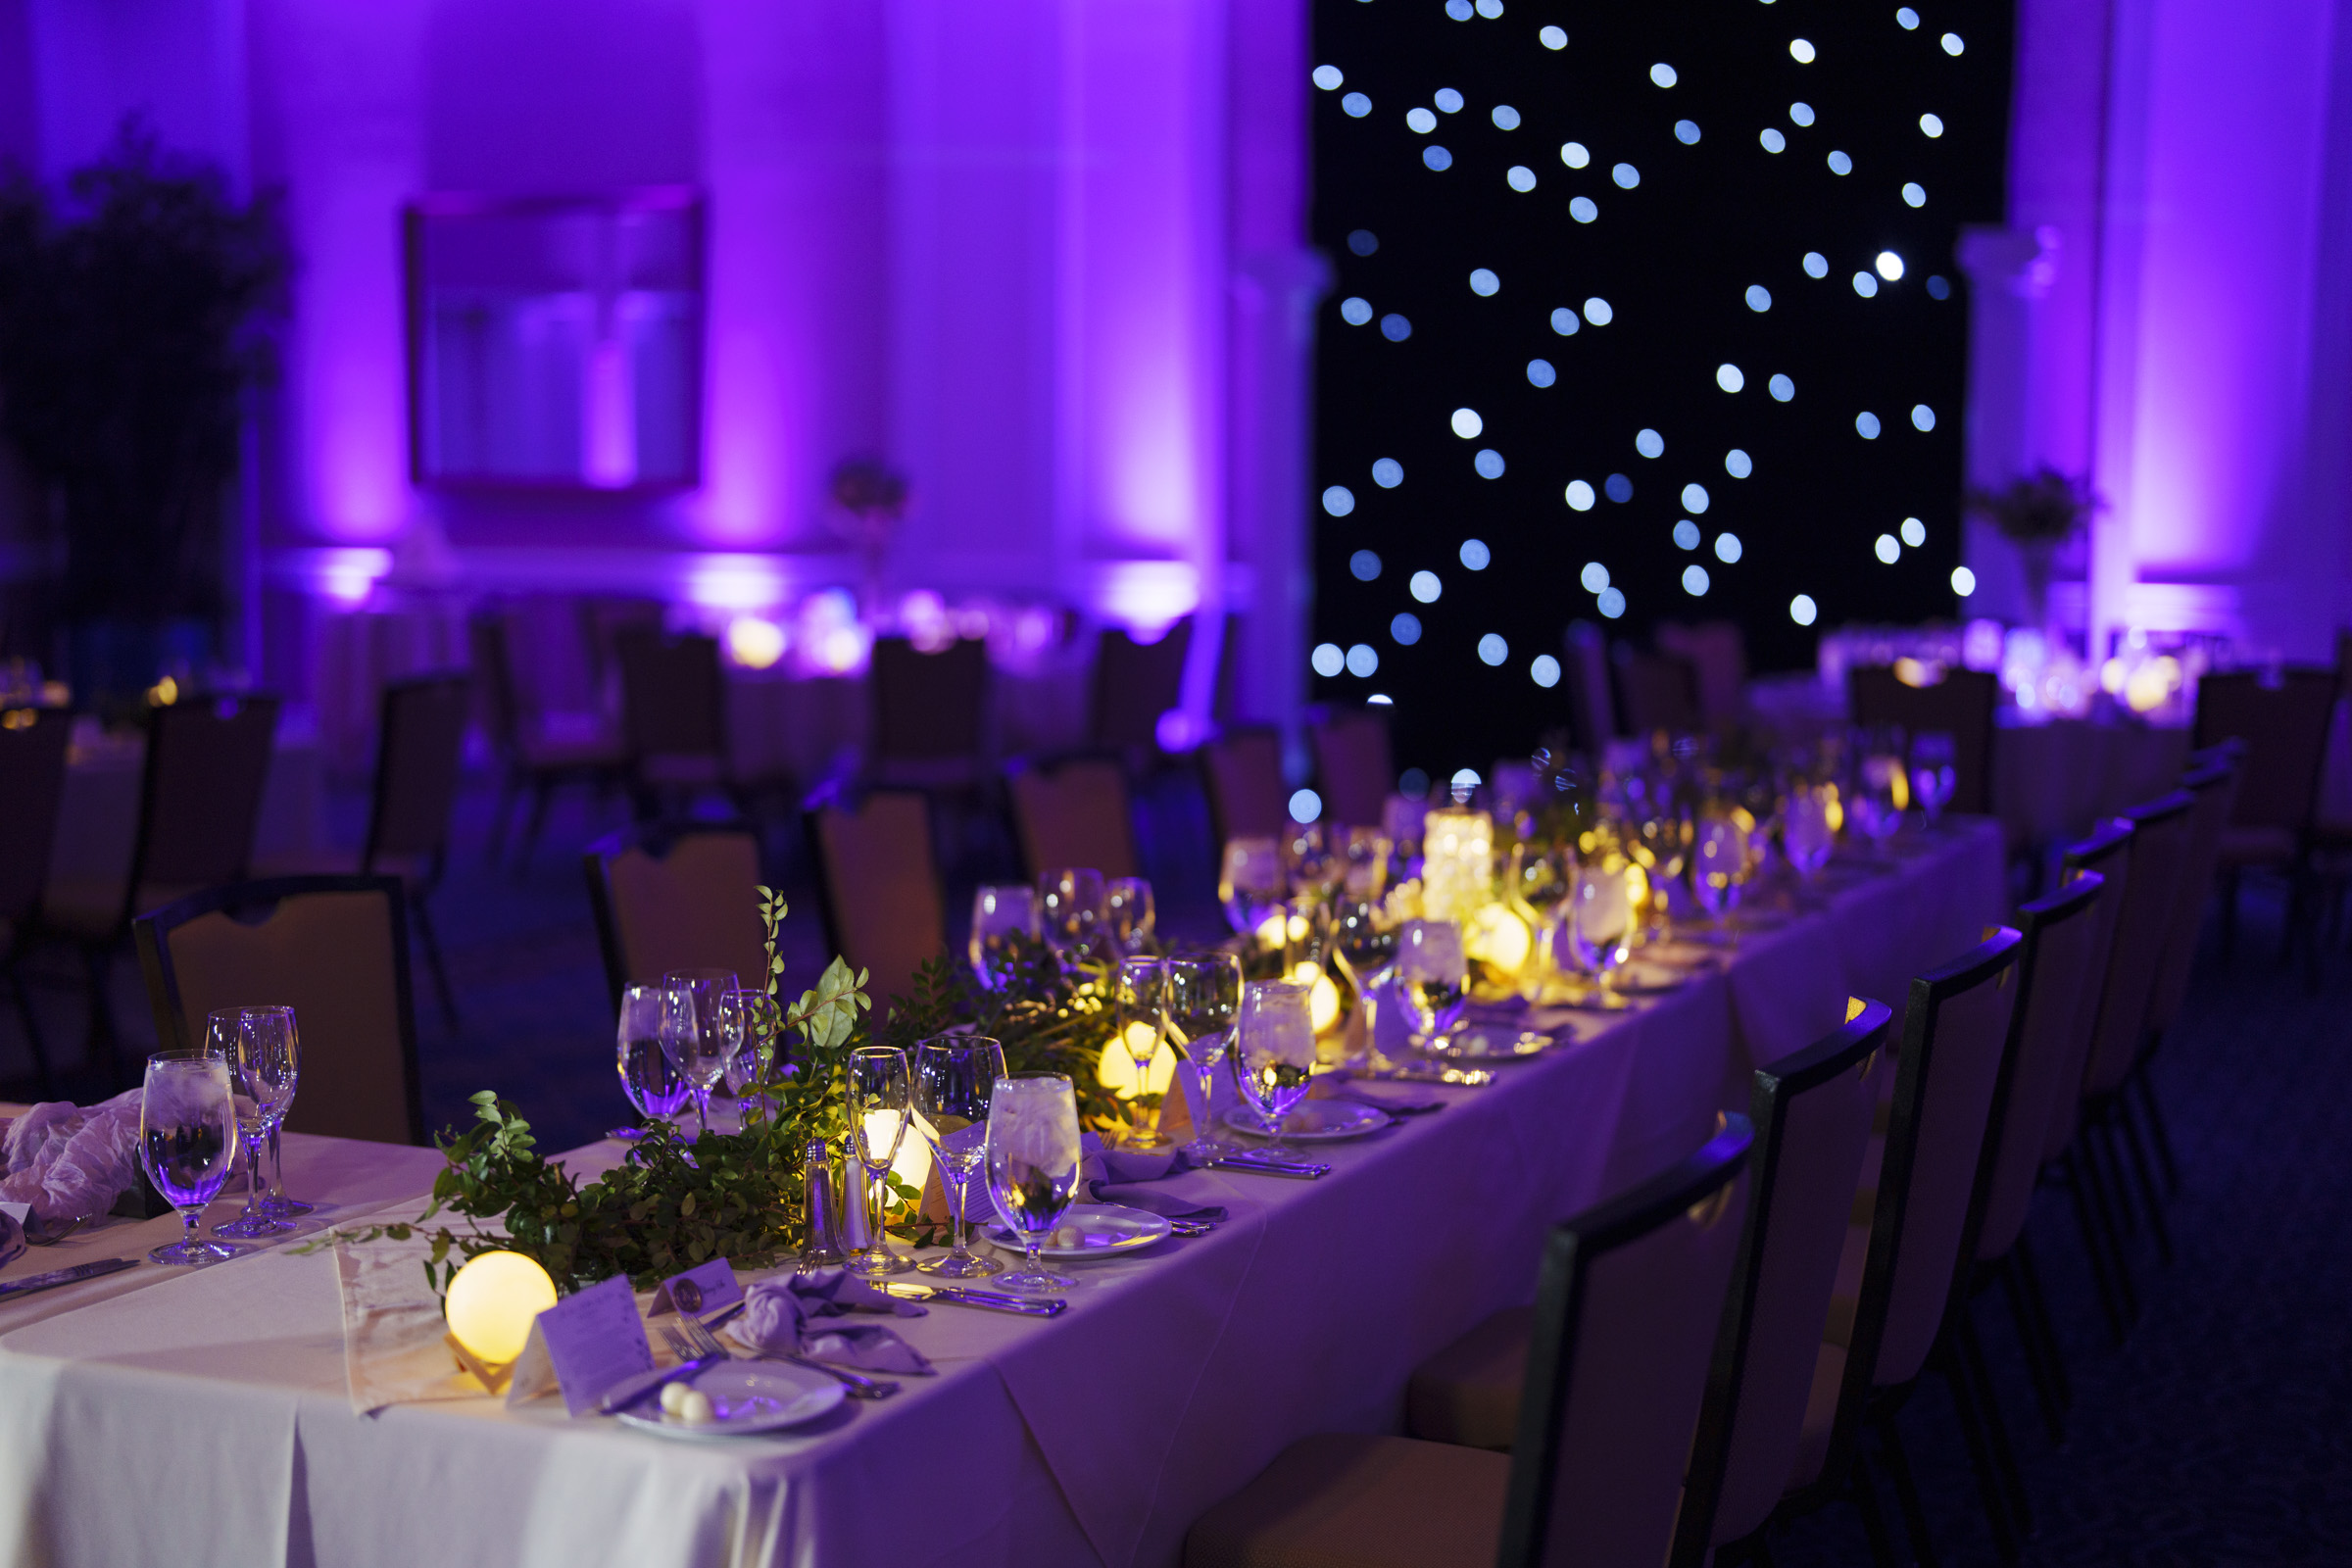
top-left (796, 1137), bottom-right (847, 1270)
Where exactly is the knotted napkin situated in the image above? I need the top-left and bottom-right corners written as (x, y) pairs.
top-left (727, 1268), bottom-right (935, 1374)
top-left (1079, 1135), bottom-right (1228, 1223)
top-left (1, 1090), bottom-right (141, 1229)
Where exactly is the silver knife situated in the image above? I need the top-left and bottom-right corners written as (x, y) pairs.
top-left (1205, 1154), bottom-right (1333, 1180)
top-left (882, 1282), bottom-right (1067, 1317)
top-left (597, 1353), bottom-right (723, 1415)
top-left (0, 1256), bottom-right (137, 1299)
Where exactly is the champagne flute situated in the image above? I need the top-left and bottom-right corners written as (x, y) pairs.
top-left (235, 1005), bottom-right (313, 1220)
top-left (1395, 918), bottom-right (1469, 1050)
top-left (985, 1072), bottom-right (1083, 1292)
top-left (614, 983), bottom-right (690, 1135)
top-left (846, 1046), bottom-right (914, 1277)
top-left (138, 1052), bottom-right (245, 1265)
top-left (912, 1036), bottom-right (1007, 1278)
top-left (969, 885), bottom-right (1040, 986)
top-left (1234, 980), bottom-right (1317, 1157)
top-left (1163, 954), bottom-right (1242, 1160)
top-left (203, 1009), bottom-right (295, 1239)
top-left (659, 968), bottom-right (737, 1135)
top-left (1104, 877), bottom-right (1156, 956)
top-left (1037, 868), bottom-right (1108, 964)
top-left (1113, 957), bottom-right (1171, 1150)
top-left (1559, 863), bottom-right (1635, 1006)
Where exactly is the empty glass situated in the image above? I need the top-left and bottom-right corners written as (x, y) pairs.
top-left (615, 983), bottom-right (691, 1134)
top-left (912, 1036), bottom-right (1006, 1278)
top-left (985, 1072), bottom-right (1083, 1292)
top-left (846, 1046), bottom-right (914, 1277)
top-left (1104, 877), bottom-right (1156, 956)
top-left (1163, 954), bottom-right (1242, 1160)
top-left (1037, 868), bottom-right (1108, 964)
top-left (138, 1052), bottom-right (244, 1265)
top-left (1219, 837), bottom-right (1287, 940)
top-left (1910, 732), bottom-right (1958, 828)
top-left (203, 1008), bottom-right (297, 1239)
top-left (969, 885), bottom-right (1040, 986)
top-left (1395, 918), bottom-right (1469, 1048)
top-left (718, 987), bottom-right (783, 1112)
top-left (660, 968), bottom-right (738, 1135)
top-left (1113, 956), bottom-right (1171, 1150)
top-left (1234, 980), bottom-right (1317, 1157)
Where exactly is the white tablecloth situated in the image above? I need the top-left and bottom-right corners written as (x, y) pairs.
top-left (0, 823), bottom-right (2006, 1568)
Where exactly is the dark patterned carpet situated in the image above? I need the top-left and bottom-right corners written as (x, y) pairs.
top-left (3, 781), bottom-right (2341, 1565)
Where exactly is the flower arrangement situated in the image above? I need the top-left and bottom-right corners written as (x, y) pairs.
top-left (1963, 467), bottom-right (2098, 547)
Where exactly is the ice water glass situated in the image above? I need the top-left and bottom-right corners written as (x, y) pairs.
top-left (615, 983), bottom-right (690, 1133)
top-left (970, 885), bottom-right (1040, 986)
top-left (1037, 868), bottom-right (1107, 964)
top-left (1561, 864), bottom-right (1635, 1003)
top-left (1396, 918), bottom-right (1469, 1048)
top-left (660, 968), bottom-right (738, 1135)
top-left (912, 1036), bottom-right (1006, 1278)
top-left (138, 1053), bottom-right (244, 1265)
top-left (1234, 980), bottom-right (1317, 1157)
top-left (985, 1073), bottom-right (1082, 1292)
top-left (204, 1008), bottom-right (297, 1239)
top-left (1163, 955), bottom-right (1242, 1159)
top-left (847, 1046), bottom-right (914, 1277)
top-left (1113, 956), bottom-right (1171, 1150)
top-left (1105, 877), bottom-right (1156, 956)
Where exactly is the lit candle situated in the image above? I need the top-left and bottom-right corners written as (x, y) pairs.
top-left (1420, 807), bottom-right (1494, 921)
top-left (444, 1250), bottom-right (557, 1368)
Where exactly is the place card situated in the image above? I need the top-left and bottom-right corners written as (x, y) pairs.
top-left (650, 1257), bottom-right (741, 1319)
top-left (505, 1275), bottom-right (655, 1417)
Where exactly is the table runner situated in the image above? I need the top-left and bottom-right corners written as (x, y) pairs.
top-left (0, 821), bottom-right (2005, 1568)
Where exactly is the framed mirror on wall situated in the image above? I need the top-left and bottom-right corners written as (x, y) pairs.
top-left (404, 188), bottom-right (705, 492)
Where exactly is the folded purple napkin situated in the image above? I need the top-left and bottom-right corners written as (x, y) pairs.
top-left (1079, 1135), bottom-right (1228, 1222)
top-left (1, 1091), bottom-right (140, 1229)
top-left (726, 1269), bottom-right (935, 1374)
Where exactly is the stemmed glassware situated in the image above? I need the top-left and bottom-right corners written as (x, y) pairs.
top-left (1395, 918), bottom-right (1469, 1051)
top-left (846, 1046), bottom-right (914, 1277)
top-left (204, 1008), bottom-right (298, 1239)
top-left (1218, 838), bottom-right (1287, 941)
top-left (1234, 980), bottom-right (1317, 1157)
top-left (1559, 863), bottom-right (1636, 1006)
top-left (985, 1072), bottom-right (1083, 1293)
top-left (1783, 781), bottom-right (1838, 884)
top-left (1037, 868), bottom-right (1108, 964)
top-left (1849, 755), bottom-right (1910, 852)
top-left (138, 1052), bottom-right (245, 1265)
top-left (1112, 957), bottom-right (1172, 1150)
top-left (718, 986), bottom-right (783, 1113)
top-left (615, 983), bottom-right (690, 1135)
top-left (1909, 732), bottom-right (1958, 829)
top-left (659, 968), bottom-right (738, 1136)
top-left (911, 1036), bottom-right (1006, 1278)
top-left (970, 886), bottom-right (1040, 986)
top-left (1104, 878), bottom-right (1156, 956)
top-left (1691, 814), bottom-right (1752, 939)
top-left (1162, 955), bottom-right (1242, 1160)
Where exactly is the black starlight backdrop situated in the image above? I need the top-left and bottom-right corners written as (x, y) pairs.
top-left (1307, 0), bottom-right (2012, 786)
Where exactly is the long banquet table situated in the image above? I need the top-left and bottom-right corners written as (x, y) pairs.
top-left (0, 822), bottom-right (2007, 1568)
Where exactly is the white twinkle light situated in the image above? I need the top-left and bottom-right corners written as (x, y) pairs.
top-left (1789, 102), bottom-right (1816, 126)
top-left (1492, 104), bottom-right (1522, 129)
top-left (1683, 564), bottom-right (1711, 596)
top-left (1853, 271), bottom-right (1881, 298)
top-left (1717, 364), bottom-right (1745, 393)
top-left (1901, 516), bottom-right (1927, 547)
top-left (1877, 251), bottom-right (1905, 280)
top-left (1407, 108), bottom-right (1438, 133)
top-left (1583, 297), bottom-right (1614, 324)
top-left (1857, 412), bottom-right (1883, 438)
top-left (1726, 449), bottom-right (1753, 477)
top-left (1597, 587), bottom-right (1626, 618)
top-left (1322, 486), bottom-right (1355, 516)
top-left (1341, 297), bottom-right (1372, 325)
top-left (1714, 532), bottom-right (1742, 564)
top-left (1565, 479), bottom-right (1596, 511)
top-left (1478, 634), bottom-right (1509, 666)
top-left (1410, 570), bottom-right (1444, 603)
top-left (1875, 533), bottom-right (1900, 563)
top-left (1373, 458), bottom-right (1403, 487)
top-left (1952, 565), bottom-right (1978, 596)
top-left (1435, 88), bottom-right (1464, 112)
top-left (1941, 31), bottom-right (1965, 55)
top-left (1459, 539), bottom-right (1492, 569)
top-left (1828, 150), bottom-right (1853, 175)
top-left (1570, 196), bottom-right (1598, 222)
top-left (1761, 128), bottom-right (1787, 154)
top-left (1897, 8), bottom-right (1921, 29)
top-left (1746, 284), bottom-right (1772, 312)
top-left (1561, 141), bottom-right (1591, 168)
top-left (1790, 594), bottom-right (1818, 625)
top-left (1912, 404), bottom-right (1936, 431)
top-left (1344, 93), bottom-right (1372, 118)
top-left (1580, 562), bottom-right (1610, 593)
top-left (1636, 427), bottom-right (1665, 458)
top-left (1313, 65), bottom-right (1344, 90)
top-left (1789, 38), bottom-right (1816, 63)
top-left (1450, 408), bottom-right (1484, 439)
top-left (1682, 483), bottom-right (1711, 514)
top-left (1347, 644), bottom-right (1379, 677)
top-left (1290, 789), bottom-right (1323, 823)
top-left (1508, 165), bottom-right (1538, 191)
top-left (1541, 24), bottom-right (1567, 49)
top-left (1903, 182), bottom-right (1927, 207)
top-left (1531, 655), bottom-right (1561, 688)
top-left (1804, 251), bottom-right (1829, 278)
top-left (1920, 113), bottom-right (1944, 137)
top-left (1312, 643), bottom-right (1344, 676)
top-left (1770, 373), bottom-right (1795, 401)
top-left (1650, 63), bottom-right (1679, 87)
top-left (1613, 163), bottom-right (1641, 189)
top-left (1673, 519), bottom-right (1701, 549)
top-left (1550, 307), bottom-right (1581, 334)
top-left (1469, 268), bottom-right (1500, 295)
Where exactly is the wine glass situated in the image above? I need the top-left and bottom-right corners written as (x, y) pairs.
top-left (1218, 837), bottom-right (1287, 940)
top-left (1104, 877), bottom-right (1156, 956)
top-left (718, 986), bottom-right (782, 1114)
top-left (203, 1009), bottom-right (295, 1239)
top-left (1850, 755), bottom-right (1910, 852)
top-left (1037, 868), bottom-right (1108, 964)
top-left (1113, 957), bottom-right (1171, 1150)
top-left (660, 968), bottom-right (738, 1135)
top-left (1691, 815), bottom-right (1751, 938)
top-left (1395, 918), bottom-right (1469, 1050)
top-left (614, 983), bottom-right (690, 1135)
top-left (1342, 827), bottom-right (1392, 899)
top-left (1234, 980), bottom-right (1317, 1157)
top-left (846, 1046), bottom-right (914, 1277)
top-left (912, 1036), bottom-right (1007, 1278)
top-left (1163, 954), bottom-right (1242, 1160)
top-left (1783, 781), bottom-right (1837, 883)
top-left (985, 1072), bottom-right (1083, 1292)
top-left (1558, 863), bottom-right (1635, 1006)
top-left (138, 1052), bottom-right (245, 1265)
top-left (1284, 824), bottom-right (1343, 901)
top-left (238, 1004), bottom-right (313, 1220)
top-left (969, 885), bottom-right (1039, 986)
top-left (1910, 732), bottom-right (1958, 828)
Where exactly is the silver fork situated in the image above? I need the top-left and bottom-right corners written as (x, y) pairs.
top-left (673, 1315), bottom-right (900, 1400)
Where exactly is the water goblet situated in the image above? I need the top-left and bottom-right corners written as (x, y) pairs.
top-left (138, 1052), bottom-right (245, 1265)
top-left (203, 1009), bottom-right (296, 1239)
top-left (1219, 837), bottom-right (1287, 940)
top-left (1162, 955), bottom-right (1242, 1160)
top-left (1395, 918), bottom-right (1469, 1050)
top-left (1104, 877), bottom-right (1156, 956)
top-left (1559, 862), bottom-right (1636, 1006)
top-left (1910, 732), bottom-right (1958, 828)
top-left (1234, 979), bottom-right (1317, 1157)
top-left (1850, 755), bottom-right (1910, 852)
top-left (1783, 782), bottom-right (1837, 883)
top-left (1113, 956), bottom-right (1172, 1150)
top-left (660, 968), bottom-right (738, 1135)
top-left (912, 1036), bottom-right (1007, 1278)
top-left (1037, 868), bottom-right (1108, 964)
top-left (985, 1072), bottom-right (1083, 1292)
top-left (846, 1046), bottom-right (915, 1277)
top-left (1692, 815), bottom-right (1751, 939)
top-left (613, 983), bottom-right (691, 1135)
top-left (970, 885), bottom-right (1040, 986)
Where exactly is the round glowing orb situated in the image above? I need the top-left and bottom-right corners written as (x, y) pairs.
top-left (444, 1250), bottom-right (558, 1366)
top-left (1286, 960), bottom-right (1346, 1035)
top-left (1465, 904), bottom-right (1534, 976)
top-left (725, 616), bottom-right (786, 670)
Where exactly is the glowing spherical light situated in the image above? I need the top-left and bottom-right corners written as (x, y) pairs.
top-left (1551, 307), bottom-right (1581, 335)
top-left (1875, 533), bottom-right (1900, 563)
top-left (1717, 364), bottom-right (1745, 393)
top-left (1583, 297), bottom-right (1614, 324)
top-left (1340, 296), bottom-right (1373, 325)
top-left (1531, 654), bottom-right (1562, 688)
top-left (1900, 516), bottom-right (1927, 547)
top-left (1746, 283), bottom-right (1772, 312)
top-left (1682, 564), bottom-right (1712, 596)
top-left (1605, 472), bottom-right (1634, 502)
top-left (1469, 268), bottom-right (1500, 296)
top-left (1507, 165), bottom-right (1538, 191)
top-left (1580, 561), bottom-right (1610, 593)
top-left (1941, 31), bottom-right (1964, 55)
top-left (1435, 88), bottom-right (1465, 113)
top-left (1636, 427), bottom-right (1665, 459)
top-left (1473, 631), bottom-right (1511, 668)
top-left (1682, 482), bottom-right (1711, 513)
top-left (1372, 458), bottom-right (1404, 488)
top-left (1348, 229), bottom-right (1378, 256)
top-left (726, 615), bottom-right (786, 670)
top-left (1381, 314), bottom-right (1412, 341)
top-left (1920, 113), bottom-right (1944, 137)
top-left (1789, 101), bottom-right (1817, 126)
top-left (1951, 565), bottom-right (1978, 596)
top-left (1676, 120), bottom-right (1701, 144)
top-left (1565, 479), bottom-right (1596, 511)
top-left (1313, 65), bottom-right (1345, 90)
top-left (1570, 196), bottom-right (1598, 222)
top-left (1853, 271), bottom-right (1881, 298)
top-left (1350, 550), bottom-right (1383, 580)
top-left (1407, 107), bottom-right (1439, 133)
top-left (1673, 519), bottom-right (1701, 550)
top-left (1475, 0), bottom-right (1502, 17)
top-left (1493, 104), bottom-right (1522, 129)
top-left (1803, 251), bottom-right (1829, 278)
top-left (1526, 358), bottom-right (1556, 387)
top-left (1410, 570), bottom-right (1444, 603)
top-left (1452, 768), bottom-right (1484, 791)
top-left (1902, 182), bottom-right (1927, 208)
top-left (1322, 485), bottom-right (1355, 516)
top-left (1911, 404), bottom-right (1936, 431)
top-left (1650, 62), bottom-right (1679, 87)
top-left (1597, 587), bottom-right (1627, 618)
top-left (1877, 251), bottom-right (1905, 280)
top-left (1828, 150), bottom-right (1853, 175)
top-left (1446, 0), bottom-right (1472, 16)
top-left (1367, 694), bottom-right (1393, 707)
top-left (1344, 93), bottom-right (1373, 118)
top-left (1897, 7), bottom-right (1920, 29)
top-left (1392, 612), bottom-right (1423, 645)
top-left (1540, 24), bottom-right (1567, 48)
top-left (1460, 538), bottom-right (1492, 569)
top-left (1926, 275), bottom-right (1951, 300)
top-left (1714, 532), bottom-right (1743, 564)
top-left (1312, 643), bottom-right (1346, 676)
top-left (444, 1251), bottom-right (558, 1367)
top-left (1761, 128), bottom-right (1788, 154)
top-left (1769, 373), bottom-right (1795, 401)
top-left (1474, 449), bottom-right (1506, 478)
top-left (1789, 37), bottom-right (1816, 63)
top-left (1857, 412), bottom-right (1884, 439)
top-left (1290, 789), bottom-right (1324, 823)
top-left (1424, 146), bottom-right (1453, 171)
top-left (1450, 408), bottom-right (1484, 439)
top-left (1790, 593), bottom-right (1818, 625)
top-left (1726, 448), bottom-right (1753, 478)
top-left (1347, 644), bottom-right (1379, 677)
top-left (1561, 141), bottom-right (1591, 168)
top-left (1612, 163), bottom-right (1641, 189)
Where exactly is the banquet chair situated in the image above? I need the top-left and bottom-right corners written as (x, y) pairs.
top-left (805, 785), bottom-right (948, 1010)
top-left (1775, 928), bottom-right (2024, 1565)
top-left (133, 874), bottom-right (425, 1147)
top-left (1613, 645), bottom-right (1703, 737)
top-left (613, 626), bottom-right (734, 819)
top-left (360, 672), bottom-right (470, 1032)
top-left (2045, 820), bottom-right (2138, 1342)
top-left (583, 821), bottom-right (770, 1019)
top-left (1201, 726), bottom-right (1289, 847)
top-left (1308, 707), bottom-right (1395, 829)
top-left (869, 635), bottom-right (990, 789)
top-left (39, 693), bottom-right (281, 1079)
top-left (1005, 755), bottom-right (1141, 880)
top-left (469, 609), bottom-right (625, 869)
top-left (1563, 621), bottom-right (1618, 754)
top-left (2191, 668), bottom-right (2335, 966)
top-left (0, 706), bottom-right (71, 1093)
top-left (1849, 665), bottom-right (1999, 817)
top-left (1656, 620), bottom-right (1747, 726)
top-left (1185, 1117), bottom-right (1753, 1568)
top-left (1089, 616), bottom-right (1193, 760)
top-left (2132, 756), bottom-right (2241, 1195)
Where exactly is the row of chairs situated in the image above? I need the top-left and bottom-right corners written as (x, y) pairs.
top-left (1184, 743), bottom-right (2242, 1568)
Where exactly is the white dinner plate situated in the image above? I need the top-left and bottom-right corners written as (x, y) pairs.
top-left (1222, 1099), bottom-right (1396, 1141)
top-left (614, 1361), bottom-right (844, 1440)
top-left (985, 1202), bottom-right (1173, 1259)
